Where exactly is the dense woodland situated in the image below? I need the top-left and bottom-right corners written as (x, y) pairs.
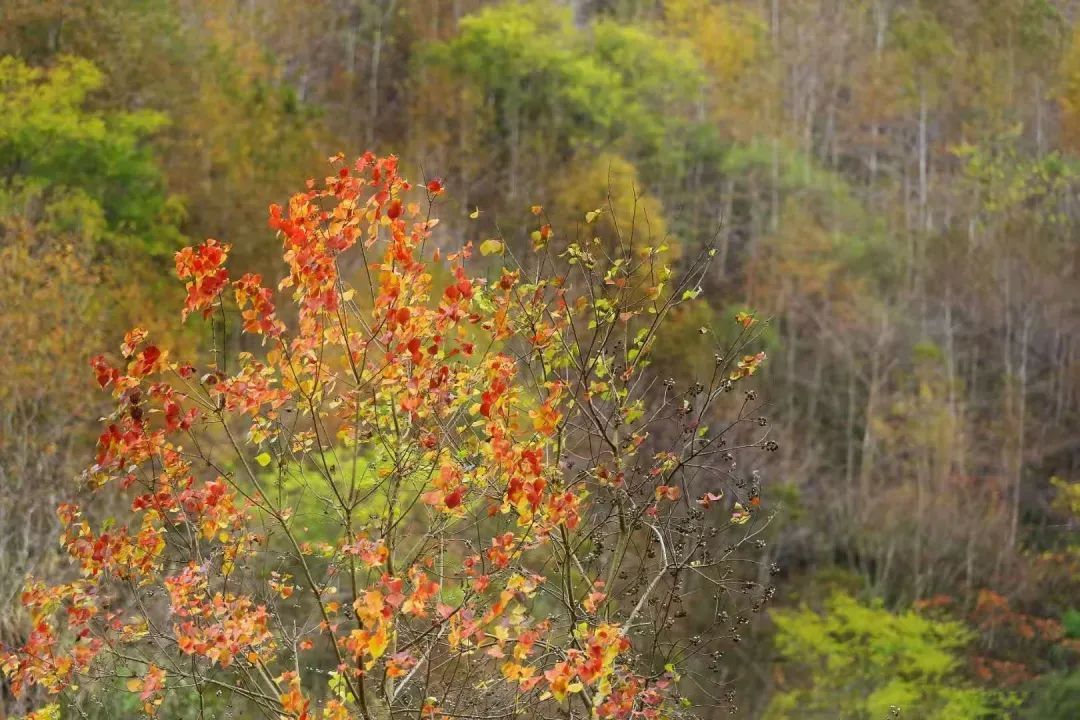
top-left (1, 1), bottom-right (1079, 718)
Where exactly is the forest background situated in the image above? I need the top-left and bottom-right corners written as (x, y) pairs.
top-left (1, 0), bottom-right (1079, 717)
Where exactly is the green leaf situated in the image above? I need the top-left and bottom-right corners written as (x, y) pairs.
top-left (681, 287), bottom-right (701, 301)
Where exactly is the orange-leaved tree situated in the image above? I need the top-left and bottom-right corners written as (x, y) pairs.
top-left (1, 154), bottom-right (774, 720)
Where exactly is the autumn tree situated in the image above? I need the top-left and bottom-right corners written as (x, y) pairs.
top-left (0, 52), bottom-right (192, 681)
top-left (5, 0), bottom-right (1079, 713)
top-left (1, 154), bottom-right (773, 720)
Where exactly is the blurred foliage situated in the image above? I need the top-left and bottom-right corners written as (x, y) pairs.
top-left (1019, 671), bottom-right (1080, 719)
top-left (766, 592), bottom-right (1017, 719)
top-left (0, 56), bottom-right (182, 255)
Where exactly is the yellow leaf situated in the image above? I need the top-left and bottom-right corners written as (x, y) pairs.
top-left (366, 625), bottom-right (391, 666)
top-left (480, 238), bottom-right (504, 256)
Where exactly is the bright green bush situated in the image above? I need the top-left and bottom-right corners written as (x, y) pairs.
top-left (766, 592), bottom-right (1016, 720)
